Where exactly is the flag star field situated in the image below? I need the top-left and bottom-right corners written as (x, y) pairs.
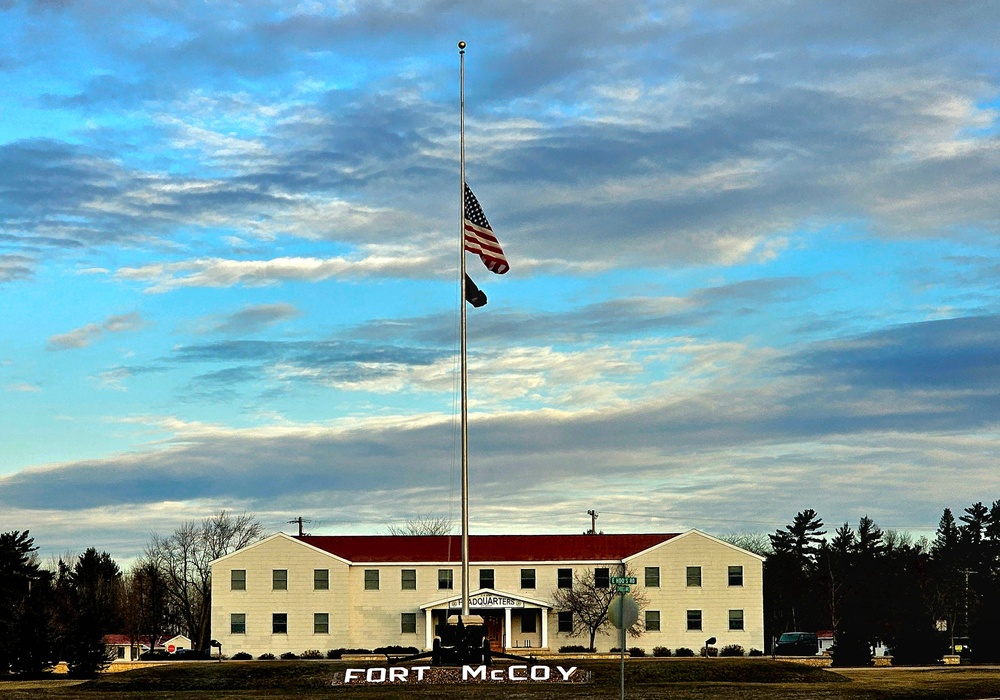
top-left (1, 0), bottom-right (999, 560)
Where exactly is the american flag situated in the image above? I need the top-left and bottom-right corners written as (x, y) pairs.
top-left (464, 183), bottom-right (509, 274)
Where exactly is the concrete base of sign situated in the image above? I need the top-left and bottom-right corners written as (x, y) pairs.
top-left (943, 655), bottom-right (961, 665)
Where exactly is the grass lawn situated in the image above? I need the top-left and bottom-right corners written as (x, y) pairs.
top-left (2, 659), bottom-right (1000, 699)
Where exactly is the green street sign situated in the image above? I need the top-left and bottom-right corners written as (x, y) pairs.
top-left (615, 584), bottom-right (631, 593)
top-left (610, 576), bottom-right (637, 585)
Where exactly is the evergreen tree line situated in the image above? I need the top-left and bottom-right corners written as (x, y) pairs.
top-left (764, 501), bottom-right (1000, 665)
top-left (0, 511), bottom-right (263, 678)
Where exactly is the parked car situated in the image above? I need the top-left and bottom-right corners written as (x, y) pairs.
top-left (774, 632), bottom-right (819, 656)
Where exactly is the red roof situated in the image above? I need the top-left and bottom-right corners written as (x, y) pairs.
top-left (297, 533), bottom-right (678, 563)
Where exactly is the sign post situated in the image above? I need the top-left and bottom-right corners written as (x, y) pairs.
top-left (608, 590), bottom-right (639, 700)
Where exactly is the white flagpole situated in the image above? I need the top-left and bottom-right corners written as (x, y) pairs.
top-left (458, 39), bottom-right (470, 619)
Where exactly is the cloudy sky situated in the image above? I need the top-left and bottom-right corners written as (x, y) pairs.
top-left (2, 0), bottom-right (999, 562)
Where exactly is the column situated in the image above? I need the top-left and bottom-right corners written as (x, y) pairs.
top-left (424, 609), bottom-right (434, 650)
top-left (540, 607), bottom-right (548, 650)
top-left (504, 607), bottom-right (512, 650)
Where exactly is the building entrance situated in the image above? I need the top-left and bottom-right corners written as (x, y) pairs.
top-left (481, 611), bottom-right (504, 649)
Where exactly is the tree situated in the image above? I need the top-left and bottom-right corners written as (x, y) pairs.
top-left (717, 532), bottom-right (772, 557)
top-left (59, 548), bottom-right (122, 677)
top-left (0, 531), bottom-right (55, 676)
top-left (551, 567), bottom-right (647, 651)
top-left (765, 509), bottom-right (826, 643)
top-left (146, 511), bottom-right (264, 650)
top-left (122, 560), bottom-right (171, 656)
top-left (386, 516), bottom-right (453, 536)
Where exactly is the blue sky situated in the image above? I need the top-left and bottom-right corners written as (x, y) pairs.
top-left (2, 0), bottom-right (1000, 561)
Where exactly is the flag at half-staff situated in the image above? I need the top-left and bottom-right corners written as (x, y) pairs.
top-left (464, 273), bottom-right (487, 307)
top-left (464, 183), bottom-right (509, 274)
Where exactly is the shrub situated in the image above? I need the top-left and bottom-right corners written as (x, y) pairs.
top-left (231, 652), bottom-right (252, 660)
top-left (300, 650), bottom-right (323, 659)
top-left (559, 645), bottom-right (589, 653)
top-left (675, 647), bottom-right (695, 657)
top-left (325, 648), bottom-right (373, 659)
top-left (829, 630), bottom-right (873, 667)
top-left (720, 644), bottom-right (745, 657)
top-left (257, 653), bottom-right (276, 660)
top-left (374, 646), bottom-right (419, 655)
top-left (652, 646), bottom-right (672, 657)
top-left (700, 646), bottom-right (719, 657)
top-left (629, 647), bottom-right (645, 658)
top-left (280, 652), bottom-right (298, 660)
top-left (748, 648), bottom-right (764, 657)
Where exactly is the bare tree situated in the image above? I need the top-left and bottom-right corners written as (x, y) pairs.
top-left (718, 531), bottom-right (772, 557)
top-left (551, 567), bottom-right (647, 651)
top-left (146, 511), bottom-right (264, 650)
top-left (386, 516), bottom-right (453, 536)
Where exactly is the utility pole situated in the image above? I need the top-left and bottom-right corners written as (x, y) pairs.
top-left (288, 517), bottom-right (311, 537)
top-left (960, 568), bottom-right (976, 638)
top-left (587, 510), bottom-right (599, 535)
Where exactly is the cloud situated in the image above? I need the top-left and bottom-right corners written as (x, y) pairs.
top-left (203, 303), bottom-right (302, 335)
top-left (5, 382), bottom-right (41, 392)
top-left (47, 312), bottom-right (147, 351)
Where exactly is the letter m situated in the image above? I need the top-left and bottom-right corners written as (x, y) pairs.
top-left (463, 665), bottom-right (487, 681)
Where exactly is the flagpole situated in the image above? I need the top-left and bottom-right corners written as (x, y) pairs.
top-left (458, 39), bottom-right (470, 619)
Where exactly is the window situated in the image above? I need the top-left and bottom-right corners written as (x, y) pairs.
top-left (117, 646), bottom-right (125, 659)
top-left (595, 567), bottom-right (610, 589)
top-left (364, 569), bottom-right (379, 590)
top-left (645, 610), bottom-right (661, 632)
top-left (558, 611), bottom-right (573, 633)
top-left (645, 566), bottom-right (660, 588)
top-left (728, 565), bottom-right (744, 587)
top-left (401, 569), bottom-right (417, 590)
top-left (231, 613), bottom-right (246, 634)
top-left (438, 569), bottom-right (454, 590)
top-left (521, 611), bottom-right (537, 633)
top-left (687, 610), bottom-right (702, 631)
top-left (272, 613), bottom-right (288, 634)
top-left (401, 613), bottom-right (417, 634)
top-left (729, 609), bottom-right (744, 631)
top-left (557, 568), bottom-right (573, 589)
top-left (272, 569), bottom-right (287, 590)
top-left (231, 569), bottom-right (246, 591)
top-left (479, 569), bottom-right (494, 589)
top-left (314, 613), bottom-right (329, 634)
top-left (314, 569), bottom-right (329, 590)
top-left (686, 566), bottom-right (702, 587)
top-left (521, 568), bottom-right (536, 589)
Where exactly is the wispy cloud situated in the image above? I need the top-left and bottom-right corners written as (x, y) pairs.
top-left (47, 312), bottom-right (147, 351)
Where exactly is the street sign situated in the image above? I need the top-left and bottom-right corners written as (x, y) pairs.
top-left (608, 594), bottom-right (639, 629)
top-left (610, 576), bottom-right (637, 585)
top-left (615, 584), bottom-right (630, 593)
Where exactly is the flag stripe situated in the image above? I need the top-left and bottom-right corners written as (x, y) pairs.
top-left (463, 183), bottom-right (509, 275)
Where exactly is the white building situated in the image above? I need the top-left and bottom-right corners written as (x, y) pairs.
top-left (210, 530), bottom-right (763, 657)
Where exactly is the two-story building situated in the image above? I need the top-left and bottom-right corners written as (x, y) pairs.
top-left (210, 530), bottom-right (763, 656)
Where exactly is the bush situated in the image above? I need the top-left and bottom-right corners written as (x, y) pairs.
top-left (299, 649), bottom-right (323, 659)
top-left (653, 646), bottom-right (672, 657)
top-left (559, 645), bottom-right (590, 653)
top-left (749, 648), bottom-right (764, 657)
top-left (325, 648), bottom-right (373, 659)
top-left (675, 647), bottom-right (695, 657)
top-left (257, 653), bottom-right (276, 660)
top-left (231, 652), bottom-right (252, 660)
top-left (720, 644), bottom-right (745, 657)
top-left (279, 652), bottom-right (298, 660)
top-left (829, 630), bottom-right (873, 668)
top-left (374, 646), bottom-right (419, 655)
top-left (629, 647), bottom-right (645, 658)
top-left (700, 646), bottom-right (719, 657)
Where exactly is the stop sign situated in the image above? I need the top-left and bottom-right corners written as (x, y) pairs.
top-left (608, 594), bottom-right (639, 630)
top-left (167, 644), bottom-right (176, 653)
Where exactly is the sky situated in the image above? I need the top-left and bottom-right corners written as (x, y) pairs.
top-left (2, 0), bottom-right (1000, 564)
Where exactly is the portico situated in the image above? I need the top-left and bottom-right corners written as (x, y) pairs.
top-left (420, 588), bottom-right (552, 651)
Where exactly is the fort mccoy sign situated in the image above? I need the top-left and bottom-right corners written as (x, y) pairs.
top-left (333, 664), bottom-right (590, 686)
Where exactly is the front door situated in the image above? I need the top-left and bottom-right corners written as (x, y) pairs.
top-left (483, 612), bottom-right (504, 649)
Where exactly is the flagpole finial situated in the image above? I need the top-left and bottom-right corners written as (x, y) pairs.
top-left (458, 40), bottom-right (466, 52)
